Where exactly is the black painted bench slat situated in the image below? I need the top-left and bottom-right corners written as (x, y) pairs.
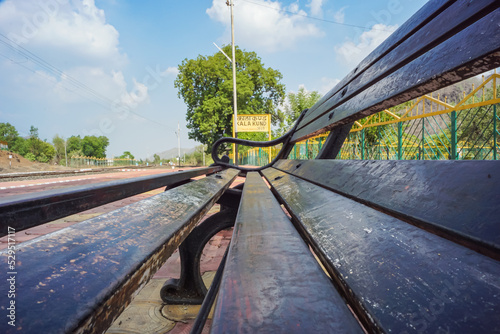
top-left (292, 3), bottom-right (500, 141)
top-left (272, 159), bottom-right (500, 258)
top-left (0, 168), bottom-right (238, 334)
top-left (211, 172), bottom-right (364, 333)
top-left (0, 166), bottom-right (222, 237)
top-left (261, 167), bottom-right (500, 333)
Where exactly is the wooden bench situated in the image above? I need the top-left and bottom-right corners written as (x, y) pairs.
top-left (1, 1), bottom-right (499, 333)
top-left (205, 1), bottom-right (500, 333)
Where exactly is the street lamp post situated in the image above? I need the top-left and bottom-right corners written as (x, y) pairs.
top-left (228, 0), bottom-right (238, 165)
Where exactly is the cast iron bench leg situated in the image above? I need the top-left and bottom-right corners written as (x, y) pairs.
top-left (160, 208), bottom-right (237, 304)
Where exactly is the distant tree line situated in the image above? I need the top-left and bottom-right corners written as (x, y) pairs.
top-left (0, 123), bottom-right (110, 165)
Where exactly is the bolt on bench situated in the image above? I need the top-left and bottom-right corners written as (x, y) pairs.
top-left (1, 1), bottom-right (500, 333)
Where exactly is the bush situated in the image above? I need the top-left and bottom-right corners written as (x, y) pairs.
top-left (37, 153), bottom-right (50, 163)
top-left (25, 153), bottom-right (36, 161)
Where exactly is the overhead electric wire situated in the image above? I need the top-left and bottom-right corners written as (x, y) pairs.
top-left (0, 33), bottom-right (172, 129)
top-left (0, 34), bottom-right (112, 106)
top-left (240, 0), bottom-right (394, 32)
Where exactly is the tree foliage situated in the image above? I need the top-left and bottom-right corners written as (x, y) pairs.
top-left (81, 136), bottom-right (109, 158)
top-left (175, 45), bottom-right (285, 150)
top-left (53, 135), bottom-right (67, 164)
top-left (0, 123), bottom-right (111, 163)
top-left (0, 122), bottom-right (19, 148)
top-left (275, 87), bottom-right (321, 137)
top-left (118, 151), bottom-right (135, 159)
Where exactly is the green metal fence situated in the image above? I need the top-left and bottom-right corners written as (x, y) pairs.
top-left (238, 72), bottom-right (500, 165)
top-left (70, 156), bottom-right (138, 167)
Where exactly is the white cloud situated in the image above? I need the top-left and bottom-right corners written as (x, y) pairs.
top-left (308, 0), bottom-right (324, 17)
top-left (1, 0), bottom-right (126, 67)
top-left (334, 23), bottom-right (397, 68)
top-left (332, 6), bottom-right (346, 24)
top-left (206, 0), bottom-right (322, 52)
top-left (0, 0), bottom-right (152, 113)
top-left (319, 77), bottom-right (340, 95)
top-left (161, 67), bottom-right (179, 77)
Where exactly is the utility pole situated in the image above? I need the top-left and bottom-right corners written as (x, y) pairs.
top-left (227, 0), bottom-right (238, 165)
top-left (203, 145), bottom-right (206, 166)
top-left (64, 138), bottom-right (68, 167)
top-left (176, 122), bottom-right (181, 167)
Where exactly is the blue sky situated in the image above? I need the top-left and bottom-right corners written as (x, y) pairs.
top-left (0, 0), bottom-right (427, 159)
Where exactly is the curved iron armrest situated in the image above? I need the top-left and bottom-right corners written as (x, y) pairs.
top-left (211, 109), bottom-right (308, 172)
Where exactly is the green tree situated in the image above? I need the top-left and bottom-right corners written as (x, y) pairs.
top-left (0, 122), bottom-right (19, 148)
top-left (28, 125), bottom-right (41, 156)
top-left (11, 137), bottom-right (29, 156)
top-left (275, 87), bottom-right (321, 137)
top-left (37, 141), bottom-right (56, 163)
top-left (81, 136), bottom-right (109, 158)
top-left (66, 135), bottom-right (82, 157)
top-left (67, 136), bottom-right (81, 152)
top-left (53, 135), bottom-right (67, 164)
top-left (175, 45), bottom-right (285, 150)
top-left (119, 151), bottom-right (135, 159)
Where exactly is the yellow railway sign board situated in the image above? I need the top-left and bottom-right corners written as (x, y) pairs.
top-left (237, 114), bottom-right (270, 133)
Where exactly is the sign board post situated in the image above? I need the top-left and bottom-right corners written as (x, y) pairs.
top-left (236, 114), bottom-right (272, 164)
top-left (9, 155), bottom-right (12, 168)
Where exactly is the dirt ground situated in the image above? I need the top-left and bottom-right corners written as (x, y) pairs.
top-left (0, 150), bottom-right (72, 173)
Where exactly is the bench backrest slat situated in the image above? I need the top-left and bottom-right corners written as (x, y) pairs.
top-left (310, 0), bottom-right (451, 111)
top-left (291, 3), bottom-right (500, 142)
top-left (262, 167), bottom-right (500, 333)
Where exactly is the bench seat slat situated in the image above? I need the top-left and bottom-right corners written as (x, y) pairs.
top-left (292, 7), bottom-right (500, 141)
top-left (0, 166), bottom-right (222, 237)
top-left (273, 160), bottom-right (500, 258)
top-left (0, 168), bottom-right (238, 334)
top-left (211, 172), bottom-right (364, 333)
top-left (262, 167), bottom-right (500, 333)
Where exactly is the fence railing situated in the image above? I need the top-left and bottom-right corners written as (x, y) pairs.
top-left (238, 71), bottom-right (500, 165)
top-left (70, 156), bottom-right (138, 167)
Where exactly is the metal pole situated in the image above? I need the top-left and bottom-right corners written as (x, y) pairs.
top-left (64, 139), bottom-right (68, 167)
top-left (176, 122), bottom-right (181, 167)
top-left (451, 110), bottom-right (457, 160)
top-left (494, 104), bottom-right (497, 160)
top-left (228, 0), bottom-right (238, 165)
top-left (398, 122), bottom-right (402, 160)
top-left (268, 114), bottom-right (271, 164)
top-left (421, 118), bottom-right (425, 160)
top-left (361, 129), bottom-right (365, 160)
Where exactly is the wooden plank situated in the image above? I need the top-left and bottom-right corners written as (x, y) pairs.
top-left (262, 168), bottom-right (500, 333)
top-left (310, 0), bottom-right (451, 112)
top-left (300, 0), bottom-right (497, 129)
top-left (211, 172), bottom-right (363, 334)
top-left (273, 160), bottom-right (500, 258)
top-left (0, 168), bottom-right (238, 334)
top-left (0, 166), bottom-right (222, 236)
top-left (292, 7), bottom-right (500, 141)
